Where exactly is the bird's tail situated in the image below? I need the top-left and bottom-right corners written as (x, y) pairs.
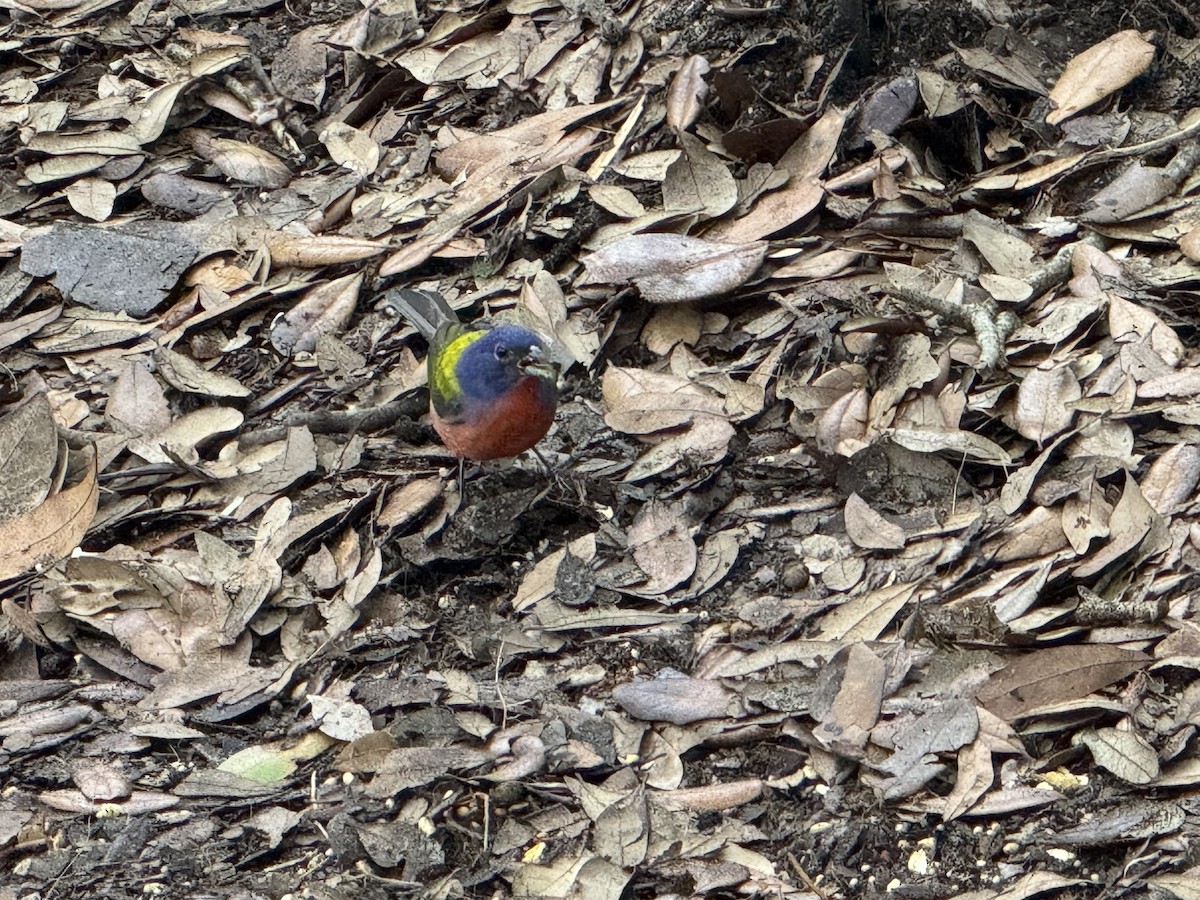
top-left (380, 287), bottom-right (459, 340)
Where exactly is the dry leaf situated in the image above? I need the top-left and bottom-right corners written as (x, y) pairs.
top-left (105, 359), bottom-right (171, 437)
top-left (0, 448), bottom-right (98, 580)
top-left (320, 121), bottom-right (380, 177)
top-left (1073, 472), bottom-right (1160, 579)
top-left (1074, 727), bottom-right (1159, 784)
top-left (978, 645), bottom-right (1148, 720)
top-left (663, 133), bottom-right (737, 218)
top-left (1013, 364), bottom-right (1081, 444)
top-left (813, 643), bottom-right (886, 756)
top-left (666, 55), bottom-right (710, 133)
top-left (613, 676), bottom-right (735, 725)
top-left (187, 130), bottom-right (291, 188)
top-left (270, 271), bottom-right (363, 354)
top-left (65, 177), bottom-right (117, 222)
top-left (0, 393), bottom-right (58, 522)
top-left (582, 233), bottom-right (766, 303)
top-left (1047, 30), bottom-right (1156, 125)
top-left (626, 501), bottom-right (697, 597)
top-left (843, 493), bottom-right (906, 550)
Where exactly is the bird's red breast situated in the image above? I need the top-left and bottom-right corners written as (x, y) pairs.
top-left (431, 374), bottom-right (557, 461)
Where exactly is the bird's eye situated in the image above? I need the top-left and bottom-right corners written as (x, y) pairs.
top-left (494, 345), bottom-right (509, 361)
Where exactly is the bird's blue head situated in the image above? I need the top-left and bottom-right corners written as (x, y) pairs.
top-left (449, 324), bottom-right (555, 404)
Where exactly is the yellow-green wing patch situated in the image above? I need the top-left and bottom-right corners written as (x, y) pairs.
top-left (429, 325), bottom-right (486, 415)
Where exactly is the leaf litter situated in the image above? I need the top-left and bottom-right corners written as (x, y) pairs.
top-left (2, 1), bottom-right (1200, 899)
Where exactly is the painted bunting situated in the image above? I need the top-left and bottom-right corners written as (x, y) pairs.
top-left (386, 289), bottom-right (559, 460)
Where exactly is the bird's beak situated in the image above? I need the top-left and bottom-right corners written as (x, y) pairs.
top-left (519, 344), bottom-right (560, 380)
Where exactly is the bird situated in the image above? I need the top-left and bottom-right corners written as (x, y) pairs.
top-left (385, 288), bottom-right (559, 461)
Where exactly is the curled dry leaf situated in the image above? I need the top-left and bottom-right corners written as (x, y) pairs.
top-left (484, 735), bottom-right (547, 782)
top-left (581, 233), bottom-right (766, 303)
top-left (889, 426), bottom-right (1014, 465)
top-left (24, 155), bottom-right (110, 186)
top-left (0, 448), bottom-right (98, 581)
top-left (0, 393), bottom-right (58, 522)
top-left (378, 477), bottom-right (445, 531)
top-left (613, 676), bottom-right (735, 725)
top-left (942, 739), bottom-right (995, 821)
top-left (844, 492), bottom-right (906, 550)
top-left (25, 131), bottom-right (143, 156)
top-left (270, 271), bottom-right (363, 355)
top-left (0, 303), bottom-right (62, 354)
top-left (1073, 472), bottom-right (1160, 579)
top-left (626, 500), bottom-right (698, 597)
top-left (40, 789), bottom-right (178, 816)
top-left (155, 346), bottom-right (251, 398)
top-left (817, 386), bottom-right (870, 457)
top-left (1047, 30), bottom-right (1156, 126)
top-left (262, 231), bottom-right (388, 267)
top-left (127, 406), bottom-right (244, 465)
top-left (666, 55), bottom-right (710, 133)
top-left (186, 129), bottom-right (291, 188)
top-left (651, 779), bottom-right (763, 811)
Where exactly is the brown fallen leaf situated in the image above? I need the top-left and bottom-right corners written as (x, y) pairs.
top-left (843, 492), bottom-right (906, 550)
top-left (977, 645), bottom-right (1148, 720)
top-left (626, 500), bottom-right (698, 597)
top-left (0, 393), bottom-right (58, 522)
top-left (613, 676), bottom-right (735, 725)
top-left (1013, 364), bottom-right (1081, 444)
top-left (1046, 30), bottom-right (1156, 126)
top-left (1073, 727), bottom-right (1159, 784)
top-left (270, 271), bottom-right (363, 354)
top-left (0, 446), bottom-right (97, 581)
top-left (1073, 472), bottom-right (1161, 579)
top-left (813, 642), bottom-right (886, 757)
top-left (185, 129), bottom-right (291, 188)
top-left (39, 789), bottom-right (179, 815)
top-left (582, 233), bottom-right (765, 303)
top-left (262, 232), bottom-right (389, 267)
top-left (666, 55), bottom-right (710, 133)
top-left (651, 778), bottom-right (763, 811)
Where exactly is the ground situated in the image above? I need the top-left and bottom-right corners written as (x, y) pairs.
top-left (1, 0), bottom-right (1200, 898)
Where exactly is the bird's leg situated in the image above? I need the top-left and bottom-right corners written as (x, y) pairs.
top-left (530, 446), bottom-right (553, 474)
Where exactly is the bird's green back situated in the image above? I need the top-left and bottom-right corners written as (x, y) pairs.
top-left (428, 323), bottom-right (487, 418)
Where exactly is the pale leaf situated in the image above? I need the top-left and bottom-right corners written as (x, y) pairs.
top-left (1047, 30), bottom-right (1156, 125)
